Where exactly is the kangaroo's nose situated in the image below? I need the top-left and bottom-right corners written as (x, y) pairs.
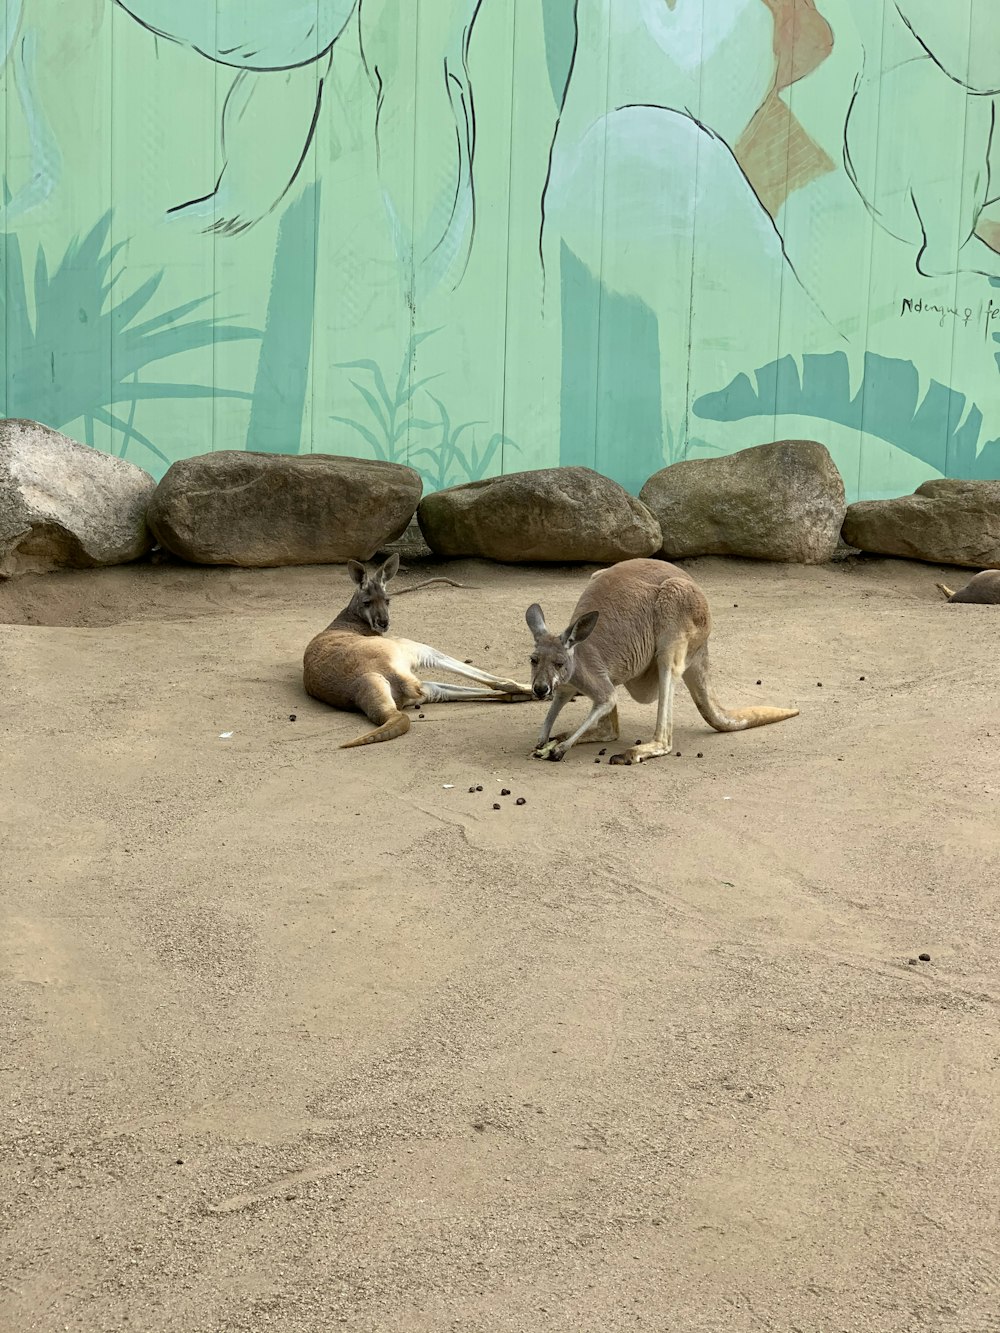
top-left (533, 683), bottom-right (550, 700)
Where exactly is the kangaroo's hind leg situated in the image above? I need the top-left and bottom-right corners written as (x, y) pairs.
top-left (420, 681), bottom-right (534, 703)
top-left (398, 640), bottom-right (533, 696)
top-left (609, 651), bottom-right (683, 766)
top-left (341, 671), bottom-right (422, 749)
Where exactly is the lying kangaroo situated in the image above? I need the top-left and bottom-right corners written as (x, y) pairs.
top-left (303, 553), bottom-right (533, 748)
top-left (936, 571), bottom-right (1000, 604)
top-left (525, 558), bottom-right (799, 765)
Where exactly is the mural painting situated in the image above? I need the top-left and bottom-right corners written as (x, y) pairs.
top-left (2, 0), bottom-right (999, 501)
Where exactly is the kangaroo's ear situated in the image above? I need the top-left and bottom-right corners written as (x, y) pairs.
top-left (564, 610), bottom-right (599, 646)
top-left (525, 603), bottom-right (547, 638)
top-left (347, 559), bottom-right (367, 586)
top-left (378, 552), bottom-right (400, 584)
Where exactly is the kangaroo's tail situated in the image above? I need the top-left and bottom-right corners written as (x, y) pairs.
top-left (683, 646), bottom-right (799, 733)
top-left (935, 582), bottom-right (955, 601)
top-left (340, 710), bottom-right (411, 748)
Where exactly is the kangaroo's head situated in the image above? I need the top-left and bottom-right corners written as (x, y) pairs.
top-left (347, 553), bottom-right (399, 633)
top-left (525, 603), bottom-right (599, 700)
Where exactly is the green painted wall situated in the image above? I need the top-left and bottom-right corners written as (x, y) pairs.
top-left (3, 0), bottom-right (999, 501)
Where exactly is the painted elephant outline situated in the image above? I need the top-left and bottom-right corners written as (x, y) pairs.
top-left (116, 0), bottom-right (488, 290)
top-left (358, 0), bottom-right (486, 300)
top-left (112, 0), bottom-right (359, 235)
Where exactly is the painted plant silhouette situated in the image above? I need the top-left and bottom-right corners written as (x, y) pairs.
top-left (332, 329), bottom-right (518, 490)
top-left (2, 206), bottom-right (259, 466)
top-left (693, 350), bottom-right (1000, 479)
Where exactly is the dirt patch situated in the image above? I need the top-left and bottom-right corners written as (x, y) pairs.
top-left (1, 556), bottom-right (998, 1332)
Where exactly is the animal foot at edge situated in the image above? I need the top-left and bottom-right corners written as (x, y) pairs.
top-left (609, 744), bottom-right (669, 766)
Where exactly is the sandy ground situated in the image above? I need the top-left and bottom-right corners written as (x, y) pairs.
top-left (1, 552), bottom-right (998, 1333)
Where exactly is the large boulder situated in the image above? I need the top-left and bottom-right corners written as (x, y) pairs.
top-left (417, 467), bottom-right (662, 563)
top-left (842, 479), bottom-right (1000, 569)
top-left (0, 418), bottom-right (155, 578)
top-left (147, 451), bottom-right (422, 567)
top-left (639, 440), bottom-right (846, 564)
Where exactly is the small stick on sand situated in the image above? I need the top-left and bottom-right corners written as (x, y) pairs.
top-left (393, 577), bottom-right (479, 595)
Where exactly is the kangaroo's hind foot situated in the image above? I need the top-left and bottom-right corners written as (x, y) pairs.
top-left (608, 739), bottom-right (672, 766)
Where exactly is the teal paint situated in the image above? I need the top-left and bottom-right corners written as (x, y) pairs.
top-left (111, 0), bottom-right (342, 233)
top-left (0, 25), bottom-right (61, 225)
top-left (332, 330), bottom-right (441, 467)
top-left (1, 211), bottom-right (258, 472)
top-left (559, 241), bottom-right (664, 492)
top-left (558, 242), bottom-right (599, 472)
top-left (693, 352), bottom-right (987, 477)
top-left (409, 392), bottom-right (516, 490)
top-left (246, 181), bottom-right (319, 455)
top-left (332, 328), bottom-right (518, 491)
top-left (594, 282), bottom-right (665, 493)
top-left (542, 0), bottom-right (577, 109)
top-left (3, 2), bottom-right (1000, 497)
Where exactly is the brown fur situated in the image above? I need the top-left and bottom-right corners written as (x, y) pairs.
top-left (526, 558), bottom-right (799, 765)
top-left (303, 555), bottom-right (533, 748)
top-left (936, 571), bottom-right (1000, 604)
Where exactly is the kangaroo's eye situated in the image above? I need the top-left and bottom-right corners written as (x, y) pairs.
top-left (555, 659), bottom-right (566, 668)
top-left (530, 656), bottom-right (539, 666)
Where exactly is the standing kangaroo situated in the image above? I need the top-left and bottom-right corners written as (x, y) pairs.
top-left (525, 558), bottom-right (799, 765)
top-left (304, 553), bottom-right (534, 748)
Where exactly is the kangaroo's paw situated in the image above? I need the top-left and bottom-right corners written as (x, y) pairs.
top-left (609, 741), bottom-right (671, 766)
top-left (495, 690), bottom-right (535, 703)
top-left (531, 733), bottom-right (568, 759)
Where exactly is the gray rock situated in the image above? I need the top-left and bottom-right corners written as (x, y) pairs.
top-left (382, 514), bottom-right (433, 563)
top-left (0, 418), bottom-right (155, 578)
top-left (640, 440), bottom-right (846, 564)
top-left (843, 480), bottom-right (1000, 570)
top-left (147, 451), bottom-right (422, 567)
top-left (417, 467), bottom-right (662, 563)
